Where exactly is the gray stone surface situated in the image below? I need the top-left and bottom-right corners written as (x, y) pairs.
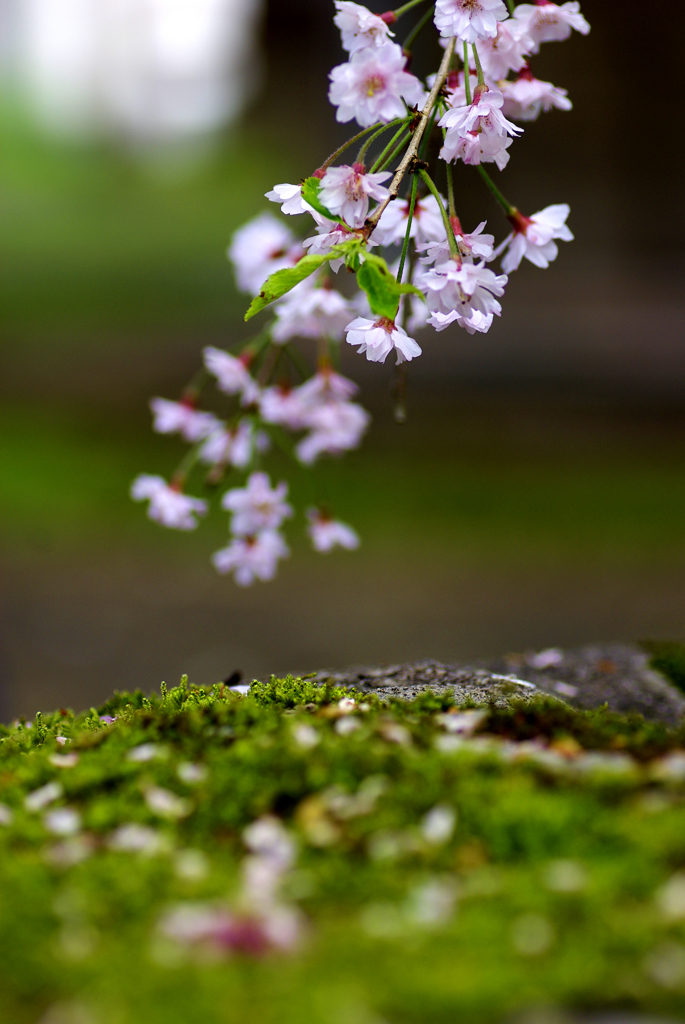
top-left (311, 661), bottom-right (556, 708)
top-left (311, 644), bottom-right (685, 726)
top-left (485, 643), bottom-right (685, 727)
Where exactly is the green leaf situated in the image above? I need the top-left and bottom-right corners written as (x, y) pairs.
top-left (244, 254), bottom-right (330, 321)
top-left (301, 177), bottom-right (338, 221)
top-left (329, 238), bottom-right (365, 272)
top-left (356, 253), bottom-right (424, 320)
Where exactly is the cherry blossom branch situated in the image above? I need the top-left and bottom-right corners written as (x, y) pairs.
top-left (133, 0), bottom-right (586, 579)
top-left (365, 36), bottom-right (456, 234)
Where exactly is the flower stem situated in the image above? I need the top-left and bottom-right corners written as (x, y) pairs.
top-left (283, 344), bottom-right (310, 380)
top-left (357, 117), bottom-right (408, 165)
top-left (171, 442), bottom-right (204, 489)
top-left (418, 168), bottom-right (459, 257)
top-left (402, 4), bottom-right (435, 51)
top-left (319, 123), bottom-right (386, 173)
top-left (476, 165), bottom-right (515, 215)
top-left (393, 0), bottom-right (429, 17)
top-left (418, 100), bottom-right (440, 160)
top-left (397, 173), bottom-right (418, 283)
top-left (366, 36), bottom-right (456, 232)
top-left (370, 130), bottom-right (409, 174)
top-left (463, 42), bottom-right (472, 103)
top-left (368, 123), bottom-right (411, 173)
top-left (446, 161), bottom-right (456, 219)
top-left (181, 367), bottom-right (209, 402)
top-left (472, 43), bottom-right (485, 88)
top-left (505, 0), bottom-right (515, 14)
top-left (257, 345), bottom-right (282, 387)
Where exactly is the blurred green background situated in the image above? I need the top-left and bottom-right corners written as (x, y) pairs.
top-left (2, 0), bottom-right (685, 719)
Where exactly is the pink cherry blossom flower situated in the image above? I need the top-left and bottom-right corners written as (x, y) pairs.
top-left (441, 128), bottom-right (513, 169)
top-left (296, 400), bottom-right (370, 465)
top-left (454, 220), bottom-right (496, 260)
top-left (328, 43), bottom-right (424, 128)
top-left (287, 370), bottom-right (369, 461)
top-left (345, 316), bottom-right (422, 364)
top-left (374, 193), bottom-right (448, 248)
top-left (228, 213), bottom-right (298, 294)
top-left (334, 2), bottom-right (395, 53)
top-left (259, 385), bottom-right (310, 431)
top-left (418, 219), bottom-right (495, 264)
top-left (272, 278), bottom-right (352, 343)
top-left (416, 258), bottom-right (507, 334)
top-left (434, 0), bottom-right (509, 42)
top-left (296, 368), bottom-right (359, 405)
top-left (501, 69), bottom-right (571, 121)
top-left (306, 510), bottom-right (360, 552)
top-left (221, 472), bottom-right (292, 536)
top-left (211, 530), bottom-right (290, 586)
top-left (318, 163), bottom-right (391, 228)
top-left (149, 398), bottom-right (221, 443)
top-left (440, 88), bottom-right (522, 143)
top-left (470, 19), bottom-right (533, 79)
top-left (303, 213), bottom-right (378, 271)
top-left (262, 370), bottom-right (368, 461)
top-left (440, 88), bottom-right (521, 168)
top-left (512, 2), bottom-right (590, 52)
top-left (131, 476), bottom-right (207, 530)
top-left (497, 204), bottom-right (573, 272)
top-left (203, 347), bottom-right (261, 405)
top-left (264, 183), bottom-right (313, 216)
top-left (199, 421), bottom-right (268, 469)
top-left (428, 306), bottom-right (495, 335)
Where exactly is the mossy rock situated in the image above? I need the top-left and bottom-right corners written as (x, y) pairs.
top-left (486, 644), bottom-right (685, 728)
top-left (311, 662), bottom-right (557, 707)
top-left (314, 645), bottom-right (685, 727)
top-left (2, 675), bottom-right (685, 1024)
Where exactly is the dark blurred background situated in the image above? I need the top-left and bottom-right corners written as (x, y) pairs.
top-left (2, 0), bottom-right (684, 720)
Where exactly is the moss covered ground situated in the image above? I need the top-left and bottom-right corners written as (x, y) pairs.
top-left (2, 677), bottom-right (685, 1024)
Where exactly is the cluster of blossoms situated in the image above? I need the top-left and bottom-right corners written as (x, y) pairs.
top-left (133, 0), bottom-right (588, 584)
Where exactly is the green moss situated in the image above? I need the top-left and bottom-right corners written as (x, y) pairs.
top-left (249, 674), bottom-right (367, 709)
top-left (1, 678), bottom-right (685, 1024)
